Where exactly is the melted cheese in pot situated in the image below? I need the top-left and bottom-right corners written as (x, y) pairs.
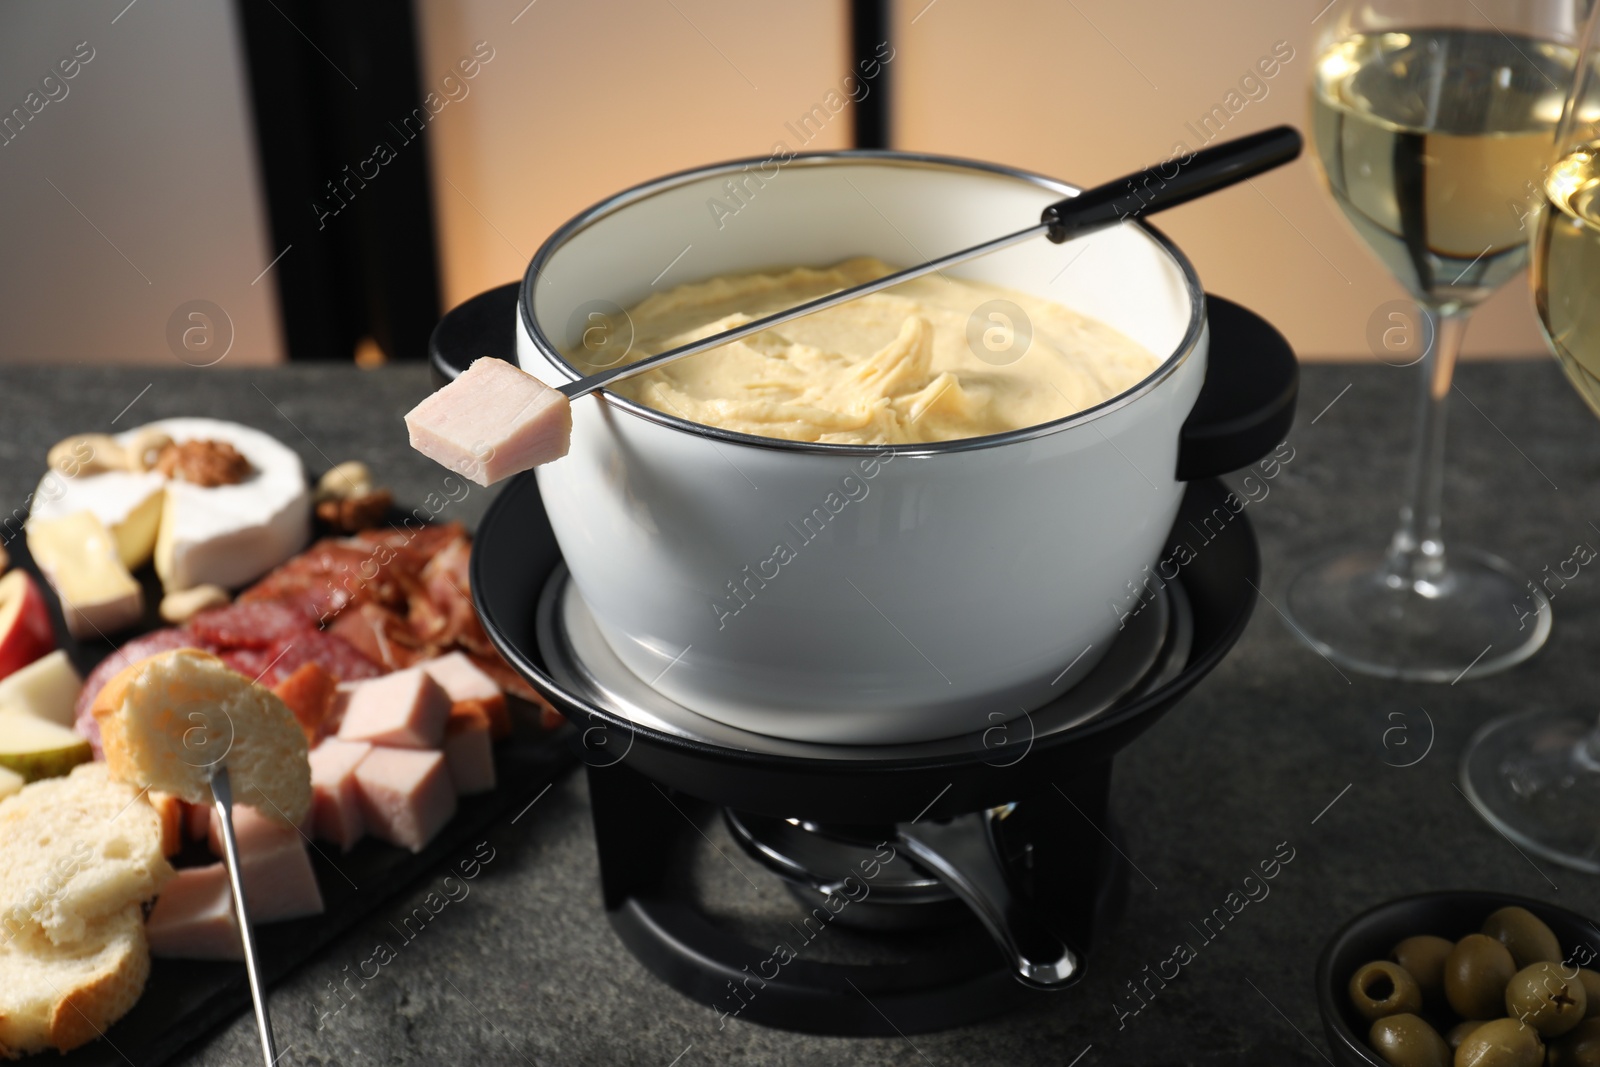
top-left (569, 257), bottom-right (1160, 445)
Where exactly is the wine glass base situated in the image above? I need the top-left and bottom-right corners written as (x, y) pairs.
top-left (1461, 710), bottom-right (1600, 874)
top-left (1282, 547), bottom-right (1549, 682)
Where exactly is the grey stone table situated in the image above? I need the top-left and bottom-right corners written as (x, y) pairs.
top-left (4, 359), bottom-right (1600, 1067)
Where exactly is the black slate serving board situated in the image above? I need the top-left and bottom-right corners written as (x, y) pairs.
top-left (4, 521), bottom-right (577, 1067)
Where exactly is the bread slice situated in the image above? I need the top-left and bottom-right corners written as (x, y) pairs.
top-left (0, 765), bottom-right (169, 1056)
top-left (0, 903), bottom-right (149, 1056)
top-left (93, 648), bottom-right (311, 826)
top-left (0, 762), bottom-right (173, 947)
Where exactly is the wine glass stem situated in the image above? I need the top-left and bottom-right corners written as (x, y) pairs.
top-left (1385, 305), bottom-right (1468, 590)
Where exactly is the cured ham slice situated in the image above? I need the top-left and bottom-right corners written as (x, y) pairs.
top-left (405, 358), bottom-right (572, 484)
top-left (272, 661), bottom-right (341, 744)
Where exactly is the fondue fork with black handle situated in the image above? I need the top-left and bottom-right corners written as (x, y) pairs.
top-left (405, 125), bottom-right (1304, 484)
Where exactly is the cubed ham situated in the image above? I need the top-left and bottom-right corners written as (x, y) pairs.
top-left (443, 705), bottom-right (495, 796)
top-left (420, 651), bottom-right (510, 739)
top-left (353, 747), bottom-right (457, 853)
top-left (309, 737), bottom-right (371, 852)
top-left (404, 357), bottom-right (572, 485)
top-left (147, 865), bottom-right (240, 960)
top-left (206, 802), bottom-right (311, 859)
top-left (151, 824), bottom-right (325, 960)
top-left (335, 667), bottom-right (451, 749)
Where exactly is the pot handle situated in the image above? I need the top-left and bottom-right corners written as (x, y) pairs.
top-left (1176, 294), bottom-right (1299, 481)
top-left (428, 281), bottom-right (522, 391)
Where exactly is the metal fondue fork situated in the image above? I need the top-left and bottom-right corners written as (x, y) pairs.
top-left (557, 126), bottom-right (1303, 401)
top-left (211, 767), bottom-right (280, 1067)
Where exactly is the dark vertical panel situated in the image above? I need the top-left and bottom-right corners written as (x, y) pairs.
top-left (234, 0), bottom-right (441, 361)
top-left (850, 0), bottom-right (893, 149)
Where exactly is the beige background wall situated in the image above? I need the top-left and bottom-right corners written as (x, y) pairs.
top-left (0, 1), bottom-right (1553, 365)
top-left (417, 0), bottom-right (1549, 362)
top-left (0, 0), bottom-right (283, 366)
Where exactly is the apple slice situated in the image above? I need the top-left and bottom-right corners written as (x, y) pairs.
top-left (0, 649), bottom-right (82, 727)
top-left (0, 570), bottom-right (54, 682)
top-left (0, 714), bottom-right (92, 782)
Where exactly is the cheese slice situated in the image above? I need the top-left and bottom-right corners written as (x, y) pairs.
top-left (145, 418), bottom-right (310, 593)
top-left (25, 511), bottom-right (143, 638)
top-left (27, 470), bottom-right (164, 570)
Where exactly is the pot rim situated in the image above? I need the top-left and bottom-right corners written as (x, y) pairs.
top-left (519, 149), bottom-right (1208, 459)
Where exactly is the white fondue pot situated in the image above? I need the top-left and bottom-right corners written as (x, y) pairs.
top-left (445, 151), bottom-right (1287, 745)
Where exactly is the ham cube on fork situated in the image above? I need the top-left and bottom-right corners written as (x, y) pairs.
top-left (404, 358), bottom-right (572, 485)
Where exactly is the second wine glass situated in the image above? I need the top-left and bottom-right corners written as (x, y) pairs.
top-left (1285, 1), bottom-right (1585, 681)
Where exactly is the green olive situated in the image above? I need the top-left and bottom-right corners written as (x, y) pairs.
top-left (1504, 961), bottom-right (1587, 1038)
top-left (1350, 959), bottom-right (1426, 1021)
top-left (1394, 935), bottom-right (1455, 1002)
top-left (1452, 1017), bottom-right (1543, 1067)
top-left (1482, 907), bottom-right (1563, 969)
top-left (1549, 1017), bottom-right (1600, 1067)
top-left (1446, 934), bottom-right (1518, 1020)
top-left (1445, 1020), bottom-right (1489, 1051)
top-left (1577, 970), bottom-right (1600, 1019)
top-left (1367, 1013), bottom-right (1450, 1067)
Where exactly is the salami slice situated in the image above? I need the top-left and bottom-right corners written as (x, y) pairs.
top-left (189, 600), bottom-right (308, 649)
top-left (218, 646), bottom-right (273, 681)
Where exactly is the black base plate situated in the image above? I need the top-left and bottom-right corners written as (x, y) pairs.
top-left (471, 474), bottom-right (1261, 1035)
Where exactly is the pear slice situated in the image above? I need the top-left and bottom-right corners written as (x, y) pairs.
top-left (0, 715), bottom-right (92, 782)
top-left (0, 650), bottom-right (83, 728)
top-left (0, 765), bottom-right (21, 799)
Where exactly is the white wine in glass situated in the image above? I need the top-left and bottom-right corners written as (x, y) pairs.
top-left (1461, 24), bottom-right (1600, 872)
top-left (1285, 6), bottom-right (1584, 682)
top-left (1533, 141), bottom-right (1600, 410)
top-left (1313, 30), bottom-right (1572, 306)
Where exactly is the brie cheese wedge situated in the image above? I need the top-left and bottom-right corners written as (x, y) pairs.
top-left (26, 511), bottom-right (143, 637)
top-left (27, 417), bottom-right (311, 596)
top-left (27, 468), bottom-right (164, 570)
top-left (144, 418), bottom-right (311, 593)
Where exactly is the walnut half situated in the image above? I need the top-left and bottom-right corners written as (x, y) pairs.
top-left (155, 439), bottom-right (254, 487)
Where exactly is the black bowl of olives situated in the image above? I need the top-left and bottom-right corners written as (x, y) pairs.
top-left (1317, 891), bottom-right (1600, 1067)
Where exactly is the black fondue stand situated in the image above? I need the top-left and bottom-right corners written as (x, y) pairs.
top-left (435, 284), bottom-right (1298, 1035)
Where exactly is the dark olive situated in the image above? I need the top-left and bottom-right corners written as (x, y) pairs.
top-left (1578, 970), bottom-right (1600, 1019)
top-left (1350, 959), bottom-right (1426, 1021)
top-left (1452, 1017), bottom-right (1543, 1067)
top-left (1504, 961), bottom-right (1587, 1037)
top-left (1483, 906), bottom-right (1563, 969)
top-left (1446, 934), bottom-right (1518, 1020)
top-left (1445, 1020), bottom-right (1489, 1051)
top-left (1394, 935), bottom-right (1455, 1002)
top-left (1367, 1013), bottom-right (1450, 1067)
top-left (1550, 1017), bottom-right (1600, 1067)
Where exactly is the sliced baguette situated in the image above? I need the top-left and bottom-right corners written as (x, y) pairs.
top-left (0, 762), bottom-right (172, 947)
top-left (93, 648), bottom-right (311, 827)
top-left (0, 903), bottom-right (149, 1057)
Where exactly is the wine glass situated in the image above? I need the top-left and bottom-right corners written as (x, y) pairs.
top-left (1461, 0), bottom-right (1600, 872)
top-left (1284, 0), bottom-right (1588, 681)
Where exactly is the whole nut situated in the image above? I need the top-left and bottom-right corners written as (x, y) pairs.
top-left (159, 584), bottom-right (230, 624)
top-left (47, 434), bottom-right (128, 477)
top-left (315, 461), bottom-right (373, 502)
